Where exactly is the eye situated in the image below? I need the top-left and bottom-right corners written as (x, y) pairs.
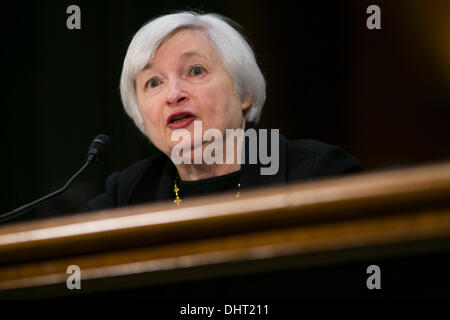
top-left (145, 77), bottom-right (162, 89)
top-left (188, 64), bottom-right (205, 77)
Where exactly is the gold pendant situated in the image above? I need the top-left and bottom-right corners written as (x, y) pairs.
top-left (174, 181), bottom-right (181, 206)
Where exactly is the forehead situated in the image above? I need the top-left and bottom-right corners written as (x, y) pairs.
top-left (151, 28), bottom-right (221, 64)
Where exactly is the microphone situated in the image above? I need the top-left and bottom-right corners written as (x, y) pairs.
top-left (0, 134), bottom-right (111, 223)
top-left (87, 134), bottom-right (111, 163)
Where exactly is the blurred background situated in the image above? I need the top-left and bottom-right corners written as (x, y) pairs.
top-left (2, 0), bottom-right (449, 223)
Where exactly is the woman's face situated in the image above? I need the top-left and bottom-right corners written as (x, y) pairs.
top-left (136, 28), bottom-right (250, 158)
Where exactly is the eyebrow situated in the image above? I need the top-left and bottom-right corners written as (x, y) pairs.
top-left (142, 50), bottom-right (208, 71)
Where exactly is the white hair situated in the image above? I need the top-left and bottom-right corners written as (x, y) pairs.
top-left (120, 11), bottom-right (266, 135)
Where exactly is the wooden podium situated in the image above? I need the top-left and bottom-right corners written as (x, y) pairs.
top-left (1, 161), bottom-right (450, 300)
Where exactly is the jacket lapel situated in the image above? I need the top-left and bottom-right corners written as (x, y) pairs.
top-left (240, 128), bottom-right (287, 190)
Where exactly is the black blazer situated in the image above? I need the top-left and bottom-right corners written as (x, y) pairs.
top-left (87, 133), bottom-right (363, 211)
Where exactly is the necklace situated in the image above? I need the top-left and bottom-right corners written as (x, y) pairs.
top-left (173, 176), bottom-right (240, 206)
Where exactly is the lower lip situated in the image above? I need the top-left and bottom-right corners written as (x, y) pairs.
top-left (167, 117), bottom-right (196, 129)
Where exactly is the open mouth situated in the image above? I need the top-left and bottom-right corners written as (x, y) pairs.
top-left (167, 111), bottom-right (197, 128)
top-left (169, 114), bottom-right (194, 123)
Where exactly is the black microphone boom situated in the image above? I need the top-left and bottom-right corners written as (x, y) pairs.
top-left (0, 134), bottom-right (110, 223)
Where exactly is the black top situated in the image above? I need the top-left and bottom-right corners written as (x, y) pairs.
top-left (177, 170), bottom-right (241, 200)
top-left (86, 131), bottom-right (363, 211)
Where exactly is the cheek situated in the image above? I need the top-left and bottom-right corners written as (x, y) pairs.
top-left (142, 106), bottom-right (159, 127)
top-left (137, 98), bottom-right (164, 140)
top-left (199, 82), bottom-right (237, 119)
top-left (208, 84), bottom-right (242, 127)
top-left (137, 92), bottom-right (160, 126)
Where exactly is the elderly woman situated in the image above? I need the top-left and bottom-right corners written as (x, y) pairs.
top-left (88, 11), bottom-right (362, 210)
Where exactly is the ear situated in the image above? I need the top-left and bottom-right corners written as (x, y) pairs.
top-left (241, 96), bottom-right (252, 112)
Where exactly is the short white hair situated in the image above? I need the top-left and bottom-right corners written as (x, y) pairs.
top-left (120, 11), bottom-right (266, 135)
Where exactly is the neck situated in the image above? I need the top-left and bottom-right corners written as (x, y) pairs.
top-left (175, 162), bottom-right (241, 181)
top-left (174, 119), bottom-right (247, 181)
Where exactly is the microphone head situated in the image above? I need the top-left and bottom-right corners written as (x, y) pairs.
top-left (87, 134), bottom-right (111, 162)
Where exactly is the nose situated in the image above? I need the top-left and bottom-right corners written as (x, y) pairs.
top-left (166, 80), bottom-right (189, 106)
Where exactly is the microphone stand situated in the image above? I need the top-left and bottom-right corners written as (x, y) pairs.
top-left (0, 159), bottom-right (93, 223)
top-left (0, 134), bottom-right (110, 224)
